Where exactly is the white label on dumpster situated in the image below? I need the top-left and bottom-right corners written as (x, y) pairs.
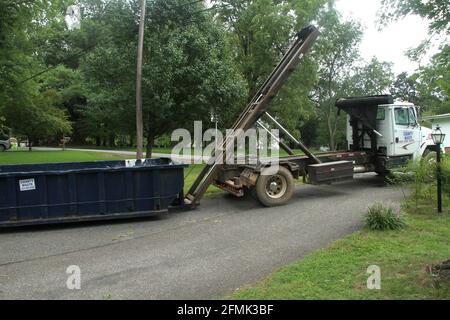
top-left (19, 178), bottom-right (36, 191)
top-left (125, 159), bottom-right (137, 167)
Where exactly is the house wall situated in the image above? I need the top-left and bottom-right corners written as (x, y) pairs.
top-left (431, 119), bottom-right (450, 153)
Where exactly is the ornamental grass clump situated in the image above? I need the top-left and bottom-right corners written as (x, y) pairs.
top-left (365, 203), bottom-right (407, 231)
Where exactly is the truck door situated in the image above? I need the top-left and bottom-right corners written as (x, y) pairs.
top-left (374, 106), bottom-right (393, 155)
top-left (393, 106), bottom-right (421, 156)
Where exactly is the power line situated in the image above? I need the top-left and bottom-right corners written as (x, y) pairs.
top-left (20, 37), bottom-right (117, 84)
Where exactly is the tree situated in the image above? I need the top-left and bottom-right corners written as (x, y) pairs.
top-left (380, 0), bottom-right (449, 60)
top-left (380, 0), bottom-right (450, 34)
top-left (349, 58), bottom-right (394, 96)
top-left (379, 0), bottom-right (449, 115)
top-left (0, 0), bottom-right (73, 148)
top-left (0, 0), bottom-right (40, 120)
top-left (312, 9), bottom-right (363, 150)
top-left (3, 85), bottom-right (72, 150)
top-left (391, 72), bottom-right (420, 104)
top-left (79, 0), bottom-right (246, 157)
top-left (216, 0), bottom-right (295, 99)
top-left (0, 116), bottom-right (8, 139)
top-left (414, 45), bottom-right (450, 115)
top-left (215, 0), bottom-right (329, 137)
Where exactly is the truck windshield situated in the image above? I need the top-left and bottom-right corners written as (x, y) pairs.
top-left (395, 108), bottom-right (409, 126)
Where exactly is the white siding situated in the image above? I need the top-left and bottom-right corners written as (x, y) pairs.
top-left (431, 118), bottom-right (450, 152)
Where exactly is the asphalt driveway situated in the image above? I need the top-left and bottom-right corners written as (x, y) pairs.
top-left (0, 174), bottom-right (404, 299)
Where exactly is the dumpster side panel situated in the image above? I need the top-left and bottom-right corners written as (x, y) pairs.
top-left (134, 170), bottom-right (157, 212)
top-left (76, 173), bottom-right (100, 215)
top-left (0, 177), bottom-right (12, 221)
top-left (0, 159), bottom-right (186, 227)
top-left (46, 174), bottom-right (71, 218)
top-left (16, 176), bottom-right (42, 220)
top-left (105, 171), bottom-right (129, 214)
top-left (159, 168), bottom-right (185, 208)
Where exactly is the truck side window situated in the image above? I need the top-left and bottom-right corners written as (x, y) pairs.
top-left (395, 108), bottom-right (409, 126)
top-left (376, 108), bottom-right (385, 120)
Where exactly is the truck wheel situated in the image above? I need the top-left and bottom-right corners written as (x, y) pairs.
top-left (423, 151), bottom-right (437, 164)
top-left (0, 145), bottom-right (5, 152)
top-left (422, 151), bottom-right (437, 182)
top-left (255, 166), bottom-right (295, 207)
top-left (376, 169), bottom-right (389, 177)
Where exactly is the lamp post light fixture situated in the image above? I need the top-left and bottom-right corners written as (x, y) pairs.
top-left (431, 125), bottom-right (446, 213)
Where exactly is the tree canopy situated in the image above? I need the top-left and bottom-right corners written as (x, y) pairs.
top-left (380, 0), bottom-right (450, 34)
top-left (380, 0), bottom-right (449, 116)
top-left (1, 0), bottom-right (445, 153)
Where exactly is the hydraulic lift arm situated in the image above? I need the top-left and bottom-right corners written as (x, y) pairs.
top-left (185, 25), bottom-right (320, 207)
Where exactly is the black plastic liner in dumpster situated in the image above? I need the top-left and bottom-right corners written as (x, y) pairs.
top-left (335, 95), bottom-right (394, 130)
top-left (0, 158), bottom-right (187, 227)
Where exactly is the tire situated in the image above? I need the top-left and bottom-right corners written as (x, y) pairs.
top-left (375, 169), bottom-right (390, 177)
top-left (423, 151), bottom-right (437, 164)
top-left (0, 145), bottom-right (5, 152)
top-left (255, 166), bottom-right (295, 207)
top-left (422, 151), bottom-right (437, 182)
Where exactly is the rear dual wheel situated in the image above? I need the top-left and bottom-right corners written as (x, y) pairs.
top-left (423, 151), bottom-right (437, 164)
top-left (255, 166), bottom-right (295, 207)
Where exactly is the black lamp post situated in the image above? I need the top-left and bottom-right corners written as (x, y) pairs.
top-left (431, 125), bottom-right (446, 213)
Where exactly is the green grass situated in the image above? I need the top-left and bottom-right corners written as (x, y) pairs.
top-left (62, 145), bottom-right (321, 157)
top-left (67, 145), bottom-right (175, 154)
top-left (0, 150), bottom-right (130, 164)
top-left (182, 164), bottom-right (222, 195)
top-left (230, 207), bottom-right (450, 300)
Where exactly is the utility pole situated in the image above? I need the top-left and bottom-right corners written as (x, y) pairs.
top-left (136, 0), bottom-right (146, 160)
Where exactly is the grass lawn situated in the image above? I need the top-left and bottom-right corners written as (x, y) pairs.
top-left (67, 145), bottom-right (175, 154)
top-left (230, 206), bottom-right (450, 300)
top-left (0, 150), bottom-right (131, 164)
top-left (63, 145), bottom-right (320, 157)
top-left (182, 164), bottom-right (222, 195)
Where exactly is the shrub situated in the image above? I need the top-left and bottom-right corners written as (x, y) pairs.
top-left (365, 203), bottom-right (407, 231)
top-left (379, 156), bottom-right (449, 211)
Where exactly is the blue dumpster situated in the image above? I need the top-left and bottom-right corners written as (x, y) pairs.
top-left (0, 158), bottom-right (187, 227)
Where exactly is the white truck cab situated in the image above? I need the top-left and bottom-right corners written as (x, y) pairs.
top-left (342, 96), bottom-right (437, 171)
top-left (371, 102), bottom-right (434, 160)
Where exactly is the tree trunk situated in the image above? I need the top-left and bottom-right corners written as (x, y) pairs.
top-left (326, 113), bottom-right (336, 151)
top-left (146, 135), bottom-right (154, 159)
top-left (329, 135), bottom-right (336, 151)
top-left (28, 137), bottom-right (33, 151)
top-left (108, 134), bottom-right (116, 148)
top-left (129, 135), bottom-right (134, 147)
